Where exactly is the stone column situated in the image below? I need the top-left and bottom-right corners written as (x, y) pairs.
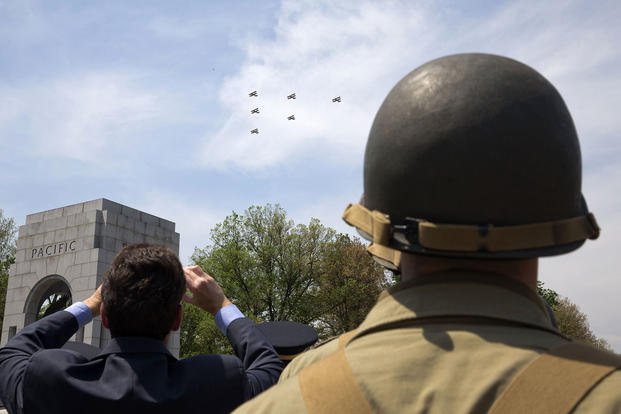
top-left (1, 199), bottom-right (181, 357)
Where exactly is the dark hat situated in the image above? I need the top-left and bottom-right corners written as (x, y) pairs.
top-left (258, 321), bottom-right (318, 362)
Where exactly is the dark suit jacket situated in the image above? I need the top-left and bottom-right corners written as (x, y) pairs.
top-left (0, 310), bottom-right (283, 414)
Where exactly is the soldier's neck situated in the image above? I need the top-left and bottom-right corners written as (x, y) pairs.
top-left (400, 253), bottom-right (538, 292)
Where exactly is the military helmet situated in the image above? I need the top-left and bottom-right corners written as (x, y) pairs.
top-left (343, 53), bottom-right (599, 270)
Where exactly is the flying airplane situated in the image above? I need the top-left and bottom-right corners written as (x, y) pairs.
top-left (287, 114), bottom-right (295, 120)
top-left (287, 93), bottom-right (296, 100)
top-left (332, 96), bottom-right (341, 102)
top-left (251, 128), bottom-right (259, 134)
top-left (251, 108), bottom-right (260, 114)
top-left (249, 91), bottom-right (258, 97)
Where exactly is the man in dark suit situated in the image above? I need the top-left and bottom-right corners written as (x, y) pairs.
top-left (0, 244), bottom-right (283, 414)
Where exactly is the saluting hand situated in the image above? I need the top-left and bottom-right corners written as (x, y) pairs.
top-left (83, 285), bottom-right (103, 318)
top-left (183, 266), bottom-right (232, 315)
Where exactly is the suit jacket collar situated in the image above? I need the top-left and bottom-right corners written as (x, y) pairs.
top-left (97, 336), bottom-right (176, 360)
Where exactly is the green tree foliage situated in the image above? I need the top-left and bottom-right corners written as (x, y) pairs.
top-left (554, 297), bottom-right (613, 351)
top-left (536, 280), bottom-right (559, 308)
top-left (179, 302), bottom-right (232, 356)
top-left (316, 234), bottom-right (390, 337)
top-left (537, 281), bottom-right (612, 351)
top-left (1, 209), bottom-right (18, 333)
top-left (180, 204), bottom-right (386, 357)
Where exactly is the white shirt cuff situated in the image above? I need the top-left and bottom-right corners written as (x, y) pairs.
top-left (64, 302), bottom-right (93, 327)
top-left (215, 304), bottom-right (245, 335)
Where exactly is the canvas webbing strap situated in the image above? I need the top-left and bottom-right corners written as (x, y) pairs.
top-left (342, 203), bottom-right (600, 253)
top-left (489, 342), bottom-right (621, 414)
top-left (298, 330), bottom-right (373, 414)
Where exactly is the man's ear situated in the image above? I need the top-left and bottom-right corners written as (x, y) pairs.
top-left (101, 304), bottom-right (109, 329)
top-left (171, 303), bottom-right (182, 331)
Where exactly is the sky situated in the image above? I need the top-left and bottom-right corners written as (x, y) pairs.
top-left (0, 0), bottom-right (619, 350)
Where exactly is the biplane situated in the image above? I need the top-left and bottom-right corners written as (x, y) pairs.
top-left (287, 114), bottom-right (295, 120)
top-left (249, 91), bottom-right (258, 97)
top-left (251, 108), bottom-right (260, 114)
top-left (332, 96), bottom-right (341, 102)
top-left (250, 128), bottom-right (259, 134)
top-left (287, 93), bottom-right (296, 100)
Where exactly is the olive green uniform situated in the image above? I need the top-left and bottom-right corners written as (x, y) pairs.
top-left (234, 272), bottom-right (621, 413)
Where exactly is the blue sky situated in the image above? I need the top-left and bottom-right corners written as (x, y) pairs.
top-left (1, 0), bottom-right (620, 350)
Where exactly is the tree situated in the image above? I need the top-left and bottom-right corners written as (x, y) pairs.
top-left (180, 205), bottom-right (387, 357)
top-left (553, 297), bottom-right (612, 351)
top-left (1, 209), bottom-right (17, 334)
top-left (316, 234), bottom-right (388, 337)
top-left (536, 280), bottom-right (559, 308)
top-left (179, 302), bottom-right (232, 356)
top-left (537, 281), bottom-right (612, 351)
top-left (194, 205), bottom-right (330, 323)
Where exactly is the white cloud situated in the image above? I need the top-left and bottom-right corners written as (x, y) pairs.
top-left (198, 0), bottom-right (437, 171)
top-left (201, 0), bottom-right (620, 172)
top-left (0, 69), bottom-right (211, 175)
top-left (0, 72), bottom-right (162, 164)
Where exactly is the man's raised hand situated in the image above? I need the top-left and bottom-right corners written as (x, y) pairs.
top-left (183, 266), bottom-right (232, 315)
top-left (84, 285), bottom-right (103, 317)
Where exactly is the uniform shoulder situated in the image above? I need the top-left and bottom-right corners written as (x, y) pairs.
top-left (573, 369), bottom-right (621, 413)
top-left (281, 337), bottom-right (340, 380)
top-left (233, 374), bottom-right (306, 413)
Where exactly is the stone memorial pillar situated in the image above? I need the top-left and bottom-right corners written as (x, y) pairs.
top-left (0, 199), bottom-right (181, 356)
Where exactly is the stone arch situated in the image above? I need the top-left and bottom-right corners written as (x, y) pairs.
top-left (23, 275), bottom-right (73, 326)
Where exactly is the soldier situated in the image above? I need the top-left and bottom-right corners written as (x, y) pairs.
top-left (234, 53), bottom-right (621, 413)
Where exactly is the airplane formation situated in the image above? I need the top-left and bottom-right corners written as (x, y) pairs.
top-left (248, 91), bottom-right (341, 134)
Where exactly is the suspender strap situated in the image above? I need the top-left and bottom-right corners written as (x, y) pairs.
top-left (489, 342), bottom-right (621, 414)
top-left (298, 330), bottom-right (373, 414)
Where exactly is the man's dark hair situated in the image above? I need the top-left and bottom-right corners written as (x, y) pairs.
top-left (102, 244), bottom-right (185, 339)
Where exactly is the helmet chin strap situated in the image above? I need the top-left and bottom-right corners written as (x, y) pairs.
top-left (343, 203), bottom-right (599, 267)
top-left (344, 204), bottom-right (401, 271)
